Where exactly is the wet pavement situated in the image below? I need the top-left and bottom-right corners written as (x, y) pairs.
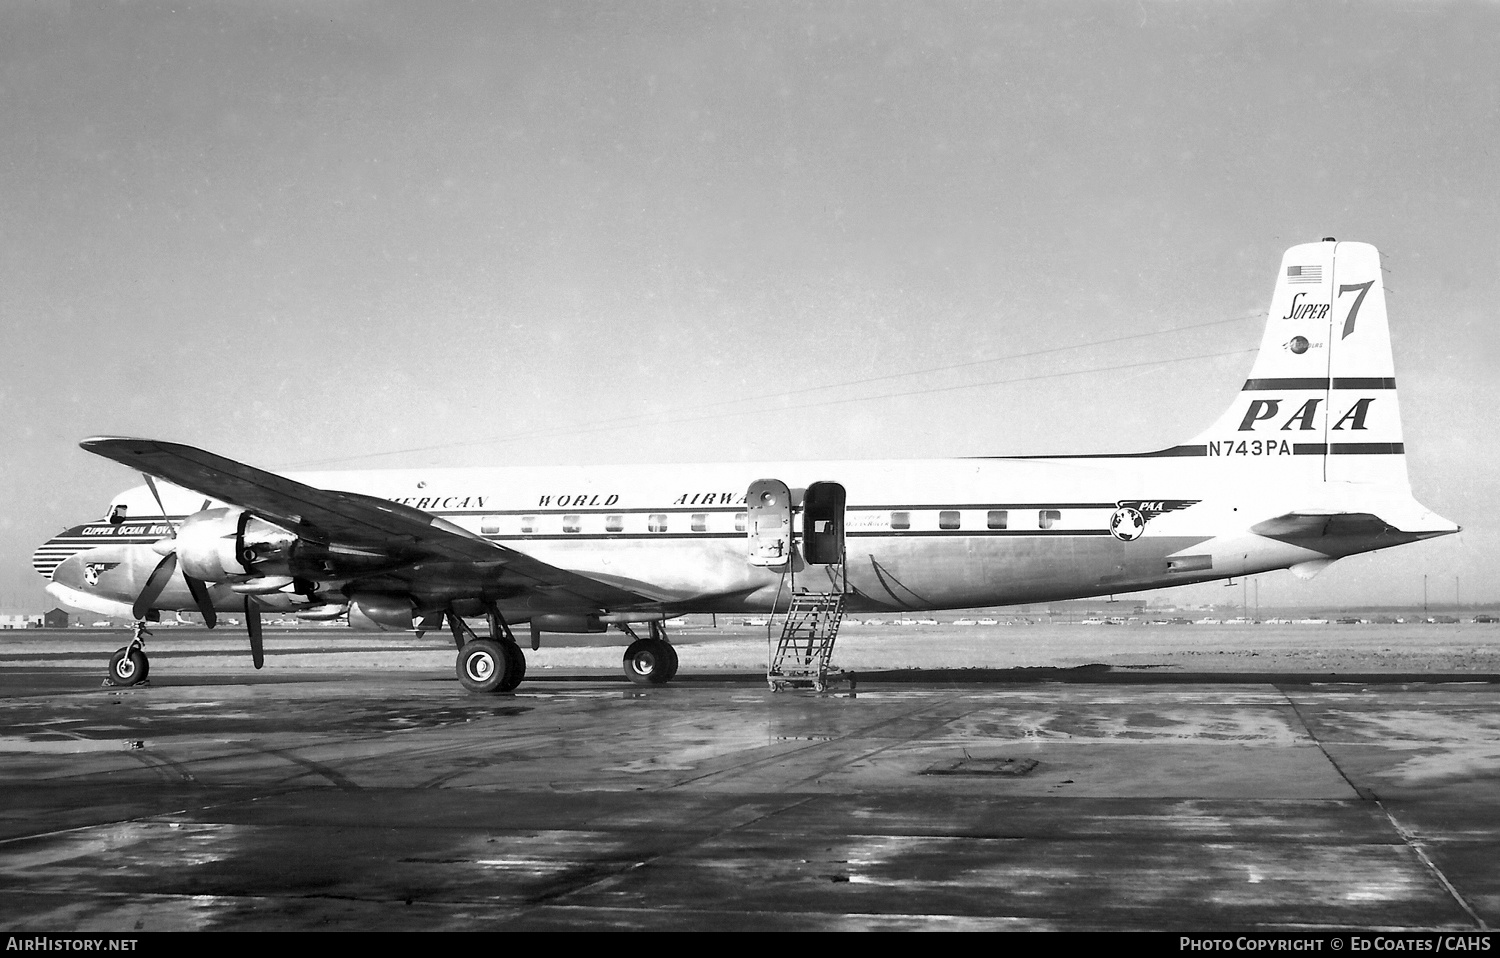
top-left (1, 661), bottom-right (1499, 931)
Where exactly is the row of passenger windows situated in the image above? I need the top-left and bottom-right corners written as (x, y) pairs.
top-left (889, 510), bottom-right (1061, 530)
top-left (477, 509), bottom-right (1067, 535)
top-left (481, 514), bottom-right (748, 535)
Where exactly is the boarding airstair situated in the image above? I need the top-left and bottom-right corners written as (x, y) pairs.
top-left (752, 478), bottom-right (851, 692)
top-left (767, 575), bottom-right (849, 692)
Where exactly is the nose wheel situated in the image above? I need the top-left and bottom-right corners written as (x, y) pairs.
top-left (106, 623), bottom-right (152, 687)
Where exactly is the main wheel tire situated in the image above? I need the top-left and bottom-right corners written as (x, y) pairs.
top-left (108, 647), bottom-right (147, 687)
top-left (456, 639), bottom-right (509, 693)
top-left (623, 638), bottom-right (672, 686)
top-left (662, 642), bottom-right (679, 681)
top-left (498, 642), bottom-right (526, 692)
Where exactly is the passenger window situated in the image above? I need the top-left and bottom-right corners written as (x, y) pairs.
top-left (734, 512), bottom-right (747, 533)
top-left (939, 511), bottom-right (960, 530)
top-left (480, 517), bottom-right (500, 535)
top-left (562, 515), bottom-right (582, 534)
top-left (1038, 510), bottom-right (1061, 529)
top-left (691, 513), bottom-right (708, 532)
top-left (890, 511), bottom-right (911, 530)
top-left (605, 515), bottom-right (624, 533)
top-left (987, 510), bottom-right (1008, 530)
top-left (648, 514), bottom-right (668, 532)
top-left (520, 515), bottom-right (537, 534)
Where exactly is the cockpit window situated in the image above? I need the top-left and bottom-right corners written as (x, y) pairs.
top-left (107, 504), bottom-right (127, 525)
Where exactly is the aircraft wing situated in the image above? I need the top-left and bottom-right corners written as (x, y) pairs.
top-left (80, 437), bottom-right (651, 609)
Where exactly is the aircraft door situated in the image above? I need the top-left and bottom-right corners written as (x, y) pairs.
top-left (802, 481), bottom-right (846, 565)
top-left (746, 479), bottom-right (794, 567)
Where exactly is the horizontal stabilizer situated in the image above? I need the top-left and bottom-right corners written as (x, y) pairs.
top-left (1251, 512), bottom-right (1396, 539)
top-left (1253, 502), bottom-right (1458, 542)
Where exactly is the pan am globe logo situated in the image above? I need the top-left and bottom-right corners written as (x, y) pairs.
top-left (1110, 507), bottom-right (1146, 541)
top-left (1110, 500), bottom-right (1202, 542)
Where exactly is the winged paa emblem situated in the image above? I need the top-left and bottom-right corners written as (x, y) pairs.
top-left (1109, 499), bottom-right (1201, 542)
top-left (84, 562), bottom-right (120, 586)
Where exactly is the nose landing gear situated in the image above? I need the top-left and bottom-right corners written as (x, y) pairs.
top-left (106, 622), bottom-right (152, 687)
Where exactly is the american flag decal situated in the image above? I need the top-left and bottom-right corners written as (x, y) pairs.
top-left (1287, 265), bottom-right (1322, 284)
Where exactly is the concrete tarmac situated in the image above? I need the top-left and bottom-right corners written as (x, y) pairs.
top-left (2, 633), bottom-right (1499, 931)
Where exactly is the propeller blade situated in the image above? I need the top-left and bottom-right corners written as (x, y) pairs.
top-left (132, 552), bottom-right (178, 620)
top-left (184, 574), bottom-right (218, 630)
top-left (143, 474), bottom-right (169, 517)
top-left (245, 598), bottom-right (264, 669)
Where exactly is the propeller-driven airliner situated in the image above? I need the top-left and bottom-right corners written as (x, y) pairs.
top-left (33, 240), bottom-right (1458, 692)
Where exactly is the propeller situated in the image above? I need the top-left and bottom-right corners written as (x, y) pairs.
top-left (131, 477), bottom-right (220, 628)
top-left (128, 476), bottom-right (267, 670)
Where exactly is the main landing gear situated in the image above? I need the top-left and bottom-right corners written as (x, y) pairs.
top-left (106, 622), bottom-right (153, 687)
top-left (452, 606), bottom-right (527, 694)
top-left (621, 621), bottom-right (678, 686)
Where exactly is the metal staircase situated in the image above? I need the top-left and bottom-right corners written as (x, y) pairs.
top-left (767, 582), bottom-right (848, 692)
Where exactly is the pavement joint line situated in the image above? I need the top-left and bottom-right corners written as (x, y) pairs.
top-left (1377, 802), bottom-right (1490, 931)
top-left (1278, 684), bottom-right (1489, 930)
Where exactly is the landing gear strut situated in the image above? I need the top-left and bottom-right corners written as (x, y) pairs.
top-left (106, 622), bottom-right (152, 687)
top-left (621, 621), bottom-right (679, 686)
top-left (452, 605), bottom-right (527, 694)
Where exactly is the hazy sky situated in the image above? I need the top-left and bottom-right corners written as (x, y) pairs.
top-left (2, 1), bottom-right (1496, 612)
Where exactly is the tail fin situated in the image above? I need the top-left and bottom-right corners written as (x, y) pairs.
top-left (1188, 239), bottom-right (1408, 487)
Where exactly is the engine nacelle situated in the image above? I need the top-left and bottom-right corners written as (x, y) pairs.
top-left (176, 507), bottom-right (299, 582)
top-left (348, 594), bottom-right (418, 632)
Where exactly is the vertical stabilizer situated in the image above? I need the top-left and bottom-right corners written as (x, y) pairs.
top-left (1187, 240), bottom-right (1408, 488)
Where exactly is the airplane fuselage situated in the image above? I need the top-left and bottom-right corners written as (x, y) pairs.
top-left (39, 450), bottom-right (1436, 620)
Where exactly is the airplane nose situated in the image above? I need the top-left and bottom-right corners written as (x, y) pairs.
top-left (44, 548), bottom-right (144, 620)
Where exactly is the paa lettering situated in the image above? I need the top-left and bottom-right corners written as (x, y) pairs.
top-left (1237, 398), bottom-right (1374, 432)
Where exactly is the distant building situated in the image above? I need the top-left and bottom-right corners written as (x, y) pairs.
top-left (44, 609), bottom-right (70, 629)
top-left (0, 613), bottom-right (42, 629)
